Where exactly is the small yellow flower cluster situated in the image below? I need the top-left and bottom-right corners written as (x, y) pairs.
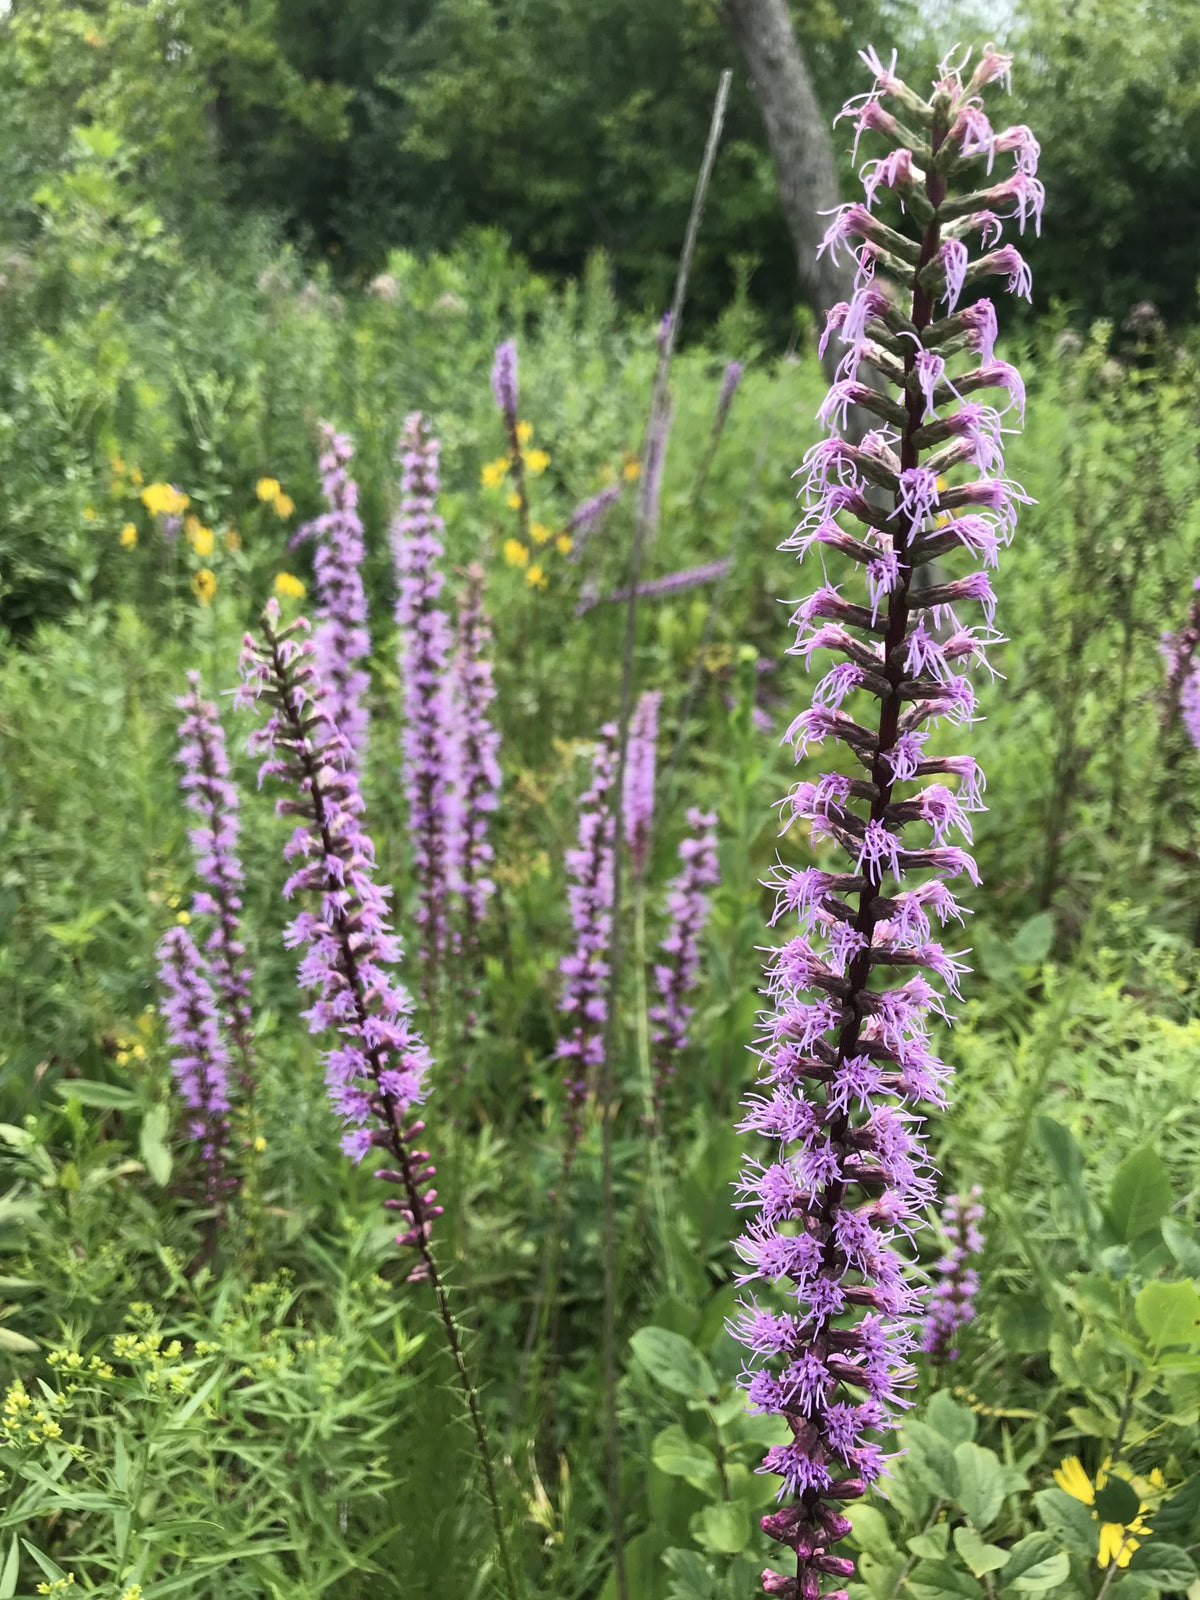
top-left (35, 1576), bottom-right (76, 1596)
top-left (2, 1377), bottom-right (70, 1450)
top-left (47, 1349), bottom-right (115, 1387)
top-left (142, 482), bottom-right (190, 518)
top-left (274, 571), bottom-right (306, 601)
top-left (479, 421), bottom-right (551, 491)
top-left (120, 1586), bottom-right (144, 1600)
top-left (111, 1030), bottom-right (148, 1068)
top-left (184, 513), bottom-right (215, 558)
top-left (191, 569), bottom-right (217, 605)
top-left (110, 1328), bottom-right (196, 1395)
top-left (119, 522), bottom-right (138, 550)
top-left (256, 476), bottom-right (295, 518)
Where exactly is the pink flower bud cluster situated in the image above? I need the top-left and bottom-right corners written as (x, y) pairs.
top-left (732, 44), bottom-right (1036, 1600)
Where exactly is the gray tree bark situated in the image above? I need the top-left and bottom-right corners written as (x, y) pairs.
top-left (724, 0), bottom-right (854, 384)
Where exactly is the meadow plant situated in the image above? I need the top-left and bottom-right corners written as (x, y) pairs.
top-left (624, 690), bottom-right (661, 880)
top-left (392, 412), bottom-right (457, 998)
top-left (565, 482), bottom-right (623, 562)
top-left (492, 337), bottom-right (531, 545)
top-left (1162, 577), bottom-right (1200, 744)
top-left (156, 924), bottom-right (232, 1201)
top-left (558, 725), bottom-right (617, 1157)
top-left (649, 806), bottom-right (720, 1116)
top-left (291, 424), bottom-right (371, 764)
top-left (450, 561), bottom-right (502, 956)
top-left (922, 1186), bottom-right (984, 1363)
top-left (730, 45), bottom-right (1036, 1598)
top-left (173, 671), bottom-right (255, 1088)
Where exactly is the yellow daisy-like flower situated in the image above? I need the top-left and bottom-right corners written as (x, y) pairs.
top-left (273, 492), bottom-right (295, 519)
top-left (119, 522), bottom-right (138, 550)
top-left (531, 522), bottom-right (553, 545)
top-left (256, 477), bottom-right (282, 503)
top-left (481, 456), bottom-right (510, 489)
top-left (555, 532), bottom-right (572, 556)
top-left (176, 910), bottom-right (191, 925)
top-left (525, 563), bottom-right (548, 590)
top-left (225, 526), bottom-right (242, 552)
top-left (517, 419), bottom-right (534, 445)
top-left (191, 568), bottom-right (217, 604)
top-left (506, 491), bottom-right (522, 511)
top-left (524, 448), bottom-right (551, 477)
top-left (185, 517), bottom-right (215, 557)
top-left (1053, 1457), bottom-right (1155, 1570)
top-left (274, 571), bottom-right (306, 600)
top-left (503, 538), bottom-right (529, 570)
top-left (142, 482), bottom-right (190, 517)
top-left (622, 457), bottom-right (641, 482)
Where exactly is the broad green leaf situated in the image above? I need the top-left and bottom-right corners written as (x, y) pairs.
top-left (1135, 1279), bottom-right (1200, 1351)
top-left (999, 1533), bottom-right (1070, 1592)
top-left (1161, 1217), bottom-right (1200, 1278)
top-left (908, 1523), bottom-right (950, 1558)
top-left (954, 1442), bottom-right (1005, 1531)
top-left (1032, 1488), bottom-right (1099, 1557)
top-left (661, 1547), bottom-right (714, 1600)
top-left (652, 1425), bottom-right (719, 1494)
top-left (995, 1295), bottom-right (1051, 1355)
top-left (690, 1499), bottom-right (749, 1555)
top-left (903, 1420), bottom-right (959, 1500)
top-left (1093, 1476), bottom-right (1141, 1526)
top-left (1108, 1146), bottom-right (1172, 1243)
top-left (1012, 911), bottom-right (1054, 963)
top-left (1126, 1541), bottom-right (1198, 1588)
top-left (847, 1503), bottom-right (898, 1562)
top-left (139, 1103), bottom-right (173, 1186)
top-left (53, 1079), bottom-right (138, 1110)
top-left (1038, 1115), bottom-right (1084, 1195)
top-left (860, 1552), bottom-right (907, 1600)
top-left (926, 1390), bottom-right (976, 1445)
top-left (630, 1326), bottom-right (715, 1397)
top-left (907, 1558), bottom-right (982, 1600)
top-left (599, 1529), bottom-right (667, 1600)
top-left (0, 1327), bottom-right (38, 1353)
top-left (954, 1526), bottom-right (1008, 1577)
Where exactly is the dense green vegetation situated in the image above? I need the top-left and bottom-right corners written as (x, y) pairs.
top-left (2, 5), bottom-right (1200, 1600)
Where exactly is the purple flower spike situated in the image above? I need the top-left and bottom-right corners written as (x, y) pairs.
top-left (624, 690), bottom-right (661, 879)
top-left (291, 423), bottom-right (371, 764)
top-left (922, 1187), bottom-right (984, 1362)
top-left (1162, 578), bottom-right (1200, 744)
top-left (650, 807), bottom-right (720, 1120)
top-left (736, 46), bottom-right (1036, 1599)
top-left (491, 339), bottom-right (519, 422)
top-left (237, 600), bottom-right (441, 1275)
top-left (392, 412), bottom-right (456, 1002)
top-left (174, 672), bottom-right (255, 1089)
top-left (566, 483), bottom-right (623, 562)
top-left (157, 924), bottom-right (232, 1202)
top-left (719, 360), bottom-right (745, 416)
top-left (558, 725), bottom-right (617, 1161)
top-left (450, 562), bottom-right (502, 953)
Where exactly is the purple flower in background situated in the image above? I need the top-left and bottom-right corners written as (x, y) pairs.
top-left (450, 561), bottom-right (502, 950)
top-left (657, 310), bottom-right (673, 352)
top-left (174, 671), bottom-right (255, 1088)
top-left (1162, 577), bottom-right (1200, 745)
top-left (237, 601), bottom-right (441, 1275)
top-left (580, 557), bottom-right (732, 615)
top-left (392, 412), bottom-right (457, 1000)
top-left (718, 360), bottom-right (744, 418)
top-left (558, 725), bottom-right (617, 1160)
top-left (624, 690), bottom-right (661, 879)
top-left (565, 483), bottom-right (623, 563)
top-left (734, 46), bottom-right (1036, 1598)
top-left (291, 424), bottom-right (371, 763)
top-left (157, 924), bottom-right (231, 1201)
top-left (650, 807), bottom-right (720, 1118)
top-left (491, 339), bottom-right (519, 421)
top-left (922, 1187), bottom-right (984, 1362)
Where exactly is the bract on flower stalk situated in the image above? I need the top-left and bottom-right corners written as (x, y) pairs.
top-left (732, 45), bottom-right (1037, 1600)
top-left (450, 561), bottom-right (502, 956)
top-left (291, 423), bottom-right (371, 765)
top-left (492, 338), bottom-right (531, 547)
top-left (558, 724), bottom-right (617, 1163)
top-left (174, 671), bottom-right (255, 1091)
top-left (392, 412), bottom-right (457, 1002)
top-left (624, 690), bottom-right (661, 881)
top-left (650, 806), bottom-right (720, 1121)
top-left (156, 924), bottom-right (232, 1202)
top-left (921, 1186), bottom-right (984, 1362)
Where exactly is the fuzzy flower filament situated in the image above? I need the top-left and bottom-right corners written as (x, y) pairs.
top-left (291, 424), bottom-right (371, 764)
top-left (922, 1186), bottom-right (984, 1362)
top-left (392, 412), bottom-right (457, 1000)
top-left (174, 671), bottom-right (255, 1089)
top-left (650, 807), bottom-right (720, 1118)
top-left (734, 46), bottom-right (1036, 1600)
top-left (156, 925), bottom-right (232, 1201)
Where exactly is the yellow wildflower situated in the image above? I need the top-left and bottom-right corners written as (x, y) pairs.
top-left (555, 533), bottom-right (573, 556)
top-left (142, 482), bottom-right (189, 517)
top-left (121, 1586), bottom-right (144, 1600)
top-left (256, 477), bottom-right (281, 503)
top-left (531, 522), bottom-right (553, 545)
top-left (225, 526), bottom-right (242, 551)
top-left (622, 458), bottom-right (641, 482)
top-left (253, 1135), bottom-right (267, 1153)
top-left (506, 491), bottom-right (522, 511)
top-left (273, 492), bottom-right (295, 519)
top-left (524, 448), bottom-right (550, 477)
top-left (502, 539), bottom-right (529, 570)
top-left (186, 518), bottom-right (215, 557)
top-left (480, 456), bottom-right (510, 489)
top-left (119, 522), bottom-right (138, 550)
top-left (191, 569), bottom-right (217, 604)
top-left (131, 467), bottom-right (144, 487)
top-left (274, 571), bottom-right (306, 600)
top-left (110, 454), bottom-right (125, 474)
top-left (525, 563), bottom-right (548, 590)
top-left (517, 420), bottom-right (534, 444)
top-left (1053, 1456), bottom-right (1155, 1570)
top-left (176, 910), bottom-right (191, 925)
top-left (83, 506), bottom-right (97, 521)
top-left (35, 1576), bottom-right (75, 1594)
top-left (83, 25), bottom-right (102, 44)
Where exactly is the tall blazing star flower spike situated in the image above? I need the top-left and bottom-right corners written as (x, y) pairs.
top-left (392, 412), bottom-right (458, 1001)
top-left (450, 561), bottom-right (502, 951)
top-left (174, 671), bottom-right (255, 1090)
top-left (491, 338), bottom-right (531, 546)
top-left (732, 45), bottom-right (1037, 1600)
top-left (291, 423), bottom-right (372, 764)
top-left (922, 1186), bottom-right (984, 1363)
top-left (157, 924), bottom-right (232, 1202)
top-left (1161, 577), bottom-right (1200, 745)
top-left (558, 724), bottom-right (618, 1161)
top-left (624, 689), bottom-right (661, 880)
top-left (237, 600), bottom-right (441, 1276)
top-left (650, 806), bottom-right (720, 1119)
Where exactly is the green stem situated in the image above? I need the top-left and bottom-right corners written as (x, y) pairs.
top-left (634, 887), bottom-right (677, 1298)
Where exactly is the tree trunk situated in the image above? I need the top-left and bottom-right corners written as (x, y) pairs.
top-left (723, 0), bottom-right (853, 383)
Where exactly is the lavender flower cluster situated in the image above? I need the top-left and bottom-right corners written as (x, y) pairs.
top-left (651, 807), bottom-right (720, 1112)
top-left (624, 690), bottom-right (661, 880)
top-left (292, 424), bottom-right (372, 765)
top-left (1163, 577), bottom-right (1200, 748)
top-left (157, 925), bottom-right (232, 1200)
top-left (922, 1186), bottom-right (984, 1362)
top-left (730, 45), bottom-right (1037, 1598)
top-left (238, 601), bottom-right (440, 1272)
